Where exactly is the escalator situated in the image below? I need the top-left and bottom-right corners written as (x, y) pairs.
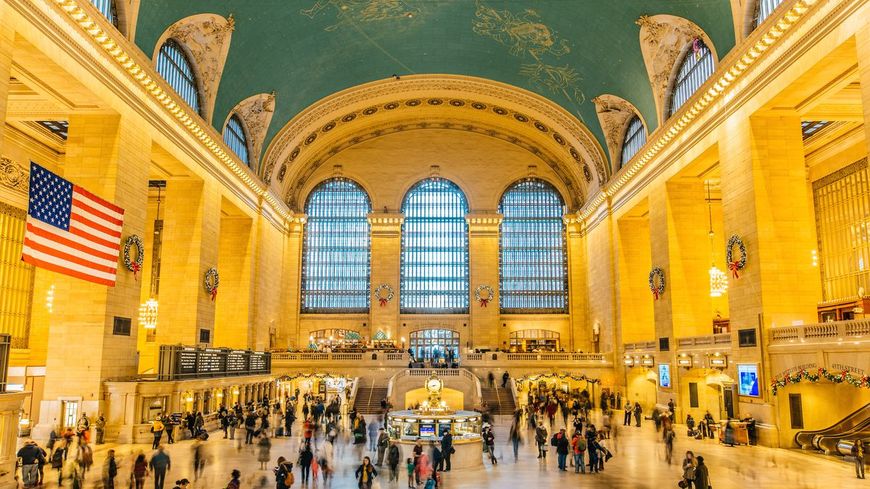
top-left (814, 416), bottom-right (870, 454)
top-left (794, 402), bottom-right (870, 450)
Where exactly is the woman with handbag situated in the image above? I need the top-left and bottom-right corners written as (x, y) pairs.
top-left (681, 451), bottom-right (696, 488)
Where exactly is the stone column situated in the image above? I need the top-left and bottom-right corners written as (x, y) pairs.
top-left (466, 213), bottom-right (502, 350)
top-left (718, 114), bottom-right (821, 446)
top-left (368, 212), bottom-right (404, 342)
top-left (34, 113), bottom-right (150, 439)
top-left (278, 215), bottom-right (305, 349)
top-left (616, 214), bottom-right (653, 344)
top-left (214, 215), bottom-right (254, 349)
top-left (156, 179), bottom-right (222, 347)
top-left (582, 205), bottom-right (617, 354)
top-left (0, 3), bottom-right (13, 154)
top-left (565, 215), bottom-right (589, 352)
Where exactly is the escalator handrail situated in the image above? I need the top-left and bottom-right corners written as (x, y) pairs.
top-left (795, 402), bottom-right (870, 447)
top-left (814, 416), bottom-right (870, 451)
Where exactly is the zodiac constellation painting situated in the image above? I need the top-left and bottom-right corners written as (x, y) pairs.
top-left (300, 0), bottom-right (422, 32)
top-left (472, 0), bottom-right (586, 119)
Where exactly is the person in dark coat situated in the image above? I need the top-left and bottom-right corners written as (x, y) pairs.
top-left (694, 455), bottom-right (710, 489)
top-left (298, 442), bottom-right (314, 484)
top-left (355, 456), bottom-right (378, 489)
top-left (440, 431), bottom-right (453, 471)
top-left (555, 428), bottom-right (570, 471)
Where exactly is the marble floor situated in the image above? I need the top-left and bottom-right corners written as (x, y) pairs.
top-left (21, 415), bottom-right (863, 488)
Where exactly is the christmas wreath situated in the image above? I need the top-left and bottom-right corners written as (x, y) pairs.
top-left (648, 267), bottom-right (665, 300)
top-left (474, 284), bottom-right (495, 307)
top-left (373, 283), bottom-right (394, 307)
top-left (770, 367), bottom-right (870, 395)
top-left (123, 235), bottom-right (144, 280)
top-left (726, 235), bottom-right (747, 278)
top-left (204, 267), bottom-right (220, 301)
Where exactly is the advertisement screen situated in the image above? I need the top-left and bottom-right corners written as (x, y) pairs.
top-left (659, 363), bottom-right (671, 388)
top-left (420, 424), bottom-right (435, 437)
top-left (738, 364), bottom-right (760, 397)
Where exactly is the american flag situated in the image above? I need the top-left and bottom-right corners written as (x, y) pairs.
top-left (22, 162), bottom-right (125, 287)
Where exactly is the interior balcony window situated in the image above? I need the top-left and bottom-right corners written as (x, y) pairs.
top-left (223, 115), bottom-right (250, 166)
top-left (668, 42), bottom-right (715, 118)
top-left (156, 39), bottom-right (202, 116)
top-left (620, 115), bottom-right (647, 168)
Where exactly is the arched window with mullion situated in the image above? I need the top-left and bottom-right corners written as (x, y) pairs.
top-left (753, 0), bottom-right (785, 29)
top-left (301, 178), bottom-right (372, 313)
top-left (667, 42), bottom-right (715, 118)
top-left (401, 178), bottom-right (470, 314)
top-left (89, 0), bottom-right (118, 27)
top-left (499, 179), bottom-right (567, 313)
top-left (223, 114), bottom-right (250, 166)
top-left (156, 39), bottom-right (202, 116)
top-left (620, 115), bottom-right (646, 168)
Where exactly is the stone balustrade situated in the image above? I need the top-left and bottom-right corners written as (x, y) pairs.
top-left (769, 319), bottom-right (870, 345)
top-left (271, 351), bottom-right (614, 369)
top-left (676, 333), bottom-right (732, 349)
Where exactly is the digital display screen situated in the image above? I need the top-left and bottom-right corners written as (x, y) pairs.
top-left (738, 364), bottom-right (760, 397)
top-left (438, 423), bottom-right (451, 437)
top-left (659, 363), bottom-right (671, 388)
top-left (420, 424), bottom-right (435, 437)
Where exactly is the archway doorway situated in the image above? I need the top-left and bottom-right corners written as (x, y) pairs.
top-left (409, 329), bottom-right (459, 361)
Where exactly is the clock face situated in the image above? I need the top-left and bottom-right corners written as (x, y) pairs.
top-left (427, 378), bottom-right (442, 392)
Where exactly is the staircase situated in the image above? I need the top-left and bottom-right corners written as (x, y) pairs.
top-left (354, 380), bottom-right (389, 415)
top-left (481, 386), bottom-right (517, 415)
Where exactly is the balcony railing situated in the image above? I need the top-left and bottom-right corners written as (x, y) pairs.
top-left (769, 319), bottom-right (870, 345)
top-left (623, 341), bottom-right (656, 352)
top-left (676, 333), bottom-right (732, 349)
top-left (271, 351), bottom-right (613, 368)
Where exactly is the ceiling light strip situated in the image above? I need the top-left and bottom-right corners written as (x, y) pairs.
top-left (50, 0), bottom-right (291, 221)
top-left (579, 0), bottom-right (820, 221)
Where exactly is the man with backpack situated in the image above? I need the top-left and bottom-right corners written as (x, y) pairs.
top-left (275, 456), bottom-right (294, 488)
top-left (571, 431), bottom-right (586, 473)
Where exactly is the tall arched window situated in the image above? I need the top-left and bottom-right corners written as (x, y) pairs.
top-left (753, 0), bottom-right (785, 29)
top-left (668, 42), bottom-right (715, 117)
top-left (156, 39), bottom-right (201, 115)
top-left (301, 178), bottom-right (372, 313)
top-left (620, 115), bottom-right (646, 168)
top-left (223, 115), bottom-right (250, 166)
top-left (401, 178), bottom-right (469, 313)
top-left (498, 179), bottom-right (567, 313)
top-left (89, 0), bottom-right (118, 27)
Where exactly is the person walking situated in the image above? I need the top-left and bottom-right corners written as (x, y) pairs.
top-left (298, 442), bottom-right (314, 484)
top-left (693, 456), bottom-right (710, 489)
top-left (132, 453), bottom-right (149, 489)
top-left (376, 428), bottom-right (389, 465)
top-left (682, 451), bottom-right (697, 488)
top-left (535, 424), bottom-right (548, 459)
top-left (355, 456), bottom-right (378, 489)
top-left (509, 420), bottom-right (522, 461)
top-left (225, 469), bottom-right (241, 489)
top-left (245, 411), bottom-right (258, 445)
top-left (387, 442), bottom-right (401, 482)
top-left (151, 417), bottom-right (165, 450)
top-left (95, 414), bottom-right (106, 445)
top-left (664, 426), bottom-right (675, 465)
top-left (483, 425), bottom-right (497, 465)
top-left (555, 428), bottom-right (570, 471)
top-left (488, 372), bottom-right (495, 388)
top-left (440, 431), bottom-right (453, 471)
top-left (103, 449), bottom-right (118, 489)
top-left (257, 434), bottom-right (272, 470)
top-left (17, 440), bottom-right (43, 488)
top-left (571, 430), bottom-right (586, 474)
top-left (149, 446), bottom-right (171, 489)
top-left (633, 402), bottom-right (642, 427)
top-left (854, 439), bottom-right (866, 479)
top-left (502, 371), bottom-right (510, 388)
top-left (275, 457), bottom-right (294, 489)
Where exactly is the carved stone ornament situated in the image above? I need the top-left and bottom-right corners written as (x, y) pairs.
top-left (161, 14), bottom-right (234, 122)
top-left (0, 157), bottom-right (29, 195)
top-left (635, 14), bottom-right (710, 124)
top-left (228, 92), bottom-right (276, 170)
top-left (592, 95), bottom-right (643, 171)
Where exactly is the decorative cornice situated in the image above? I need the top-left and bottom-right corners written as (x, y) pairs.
top-left (0, 157), bottom-right (29, 195)
top-left (43, 0), bottom-right (291, 223)
top-left (581, 0), bottom-right (825, 224)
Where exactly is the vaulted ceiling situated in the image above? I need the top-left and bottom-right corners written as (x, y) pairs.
top-left (134, 0), bottom-right (736, 163)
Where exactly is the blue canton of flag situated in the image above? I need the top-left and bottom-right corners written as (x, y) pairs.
top-left (27, 163), bottom-right (73, 230)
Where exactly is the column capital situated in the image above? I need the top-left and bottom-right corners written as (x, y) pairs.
top-left (466, 212), bottom-right (502, 236)
top-left (287, 213), bottom-right (307, 234)
top-left (368, 212), bottom-right (404, 236)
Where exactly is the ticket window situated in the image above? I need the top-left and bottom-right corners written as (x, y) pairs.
top-left (61, 401), bottom-right (78, 430)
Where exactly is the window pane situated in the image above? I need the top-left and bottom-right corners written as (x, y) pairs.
top-left (301, 178), bottom-right (372, 313)
top-left (89, 0), bottom-right (118, 27)
top-left (156, 39), bottom-right (201, 115)
top-left (753, 0), bottom-right (785, 29)
top-left (401, 178), bottom-right (469, 314)
top-left (668, 42), bottom-right (715, 117)
top-left (499, 179), bottom-right (567, 313)
top-left (620, 116), bottom-right (646, 168)
top-left (223, 115), bottom-right (250, 165)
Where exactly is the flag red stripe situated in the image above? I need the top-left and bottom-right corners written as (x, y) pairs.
top-left (70, 213), bottom-right (122, 239)
top-left (25, 222), bottom-right (117, 261)
top-left (22, 254), bottom-right (116, 287)
top-left (68, 226), bottom-right (121, 251)
top-left (24, 238), bottom-right (118, 274)
top-left (73, 185), bottom-right (124, 215)
top-left (72, 198), bottom-right (124, 226)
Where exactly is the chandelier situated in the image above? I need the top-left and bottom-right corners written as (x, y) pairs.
top-left (139, 298), bottom-right (159, 329)
top-left (706, 181), bottom-right (728, 297)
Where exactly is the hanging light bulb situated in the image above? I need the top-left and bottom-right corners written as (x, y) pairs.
top-left (139, 298), bottom-right (159, 329)
top-left (706, 181), bottom-right (728, 297)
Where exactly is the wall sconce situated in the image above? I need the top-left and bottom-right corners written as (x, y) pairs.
top-left (184, 394), bottom-right (194, 403)
top-left (623, 355), bottom-right (635, 367)
top-left (232, 388), bottom-right (240, 396)
top-left (215, 391), bottom-right (224, 398)
top-left (708, 352), bottom-right (728, 369)
top-left (640, 355), bottom-right (654, 367)
top-left (45, 285), bottom-right (55, 313)
top-left (677, 354), bottom-right (693, 367)
top-left (139, 298), bottom-right (159, 329)
top-left (811, 249), bottom-right (818, 267)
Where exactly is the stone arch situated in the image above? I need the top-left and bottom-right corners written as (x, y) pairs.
top-left (223, 92), bottom-right (276, 172)
top-left (152, 13), bottom-right (234, 124)
top-left (635, 14), bottom-right (718, 126)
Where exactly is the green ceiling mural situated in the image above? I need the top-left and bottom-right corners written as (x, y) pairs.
top-left (133, 0), bottom-right (736, 163)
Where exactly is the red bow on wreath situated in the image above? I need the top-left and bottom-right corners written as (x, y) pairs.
top-left (728, 261), bottom-right (741, 279)
top-left (479, 298), bottom-right (490, 307)
top-left (652, 289), bottom-right (660, 301)
top-left (379, 298), bottom-right (388, 307)
top-left (131, 262), bottom-right (141, 281)
top-left (210, 287), bottom-right (218, 302)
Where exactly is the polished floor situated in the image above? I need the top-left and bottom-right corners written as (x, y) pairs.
top-left (22, 413), bottom-right (862, 488)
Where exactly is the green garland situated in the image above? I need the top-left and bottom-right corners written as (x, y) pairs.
top-left (516, 372), bottom-right (601, 386)
top-left (770, 367), bottom-right (870, 395)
